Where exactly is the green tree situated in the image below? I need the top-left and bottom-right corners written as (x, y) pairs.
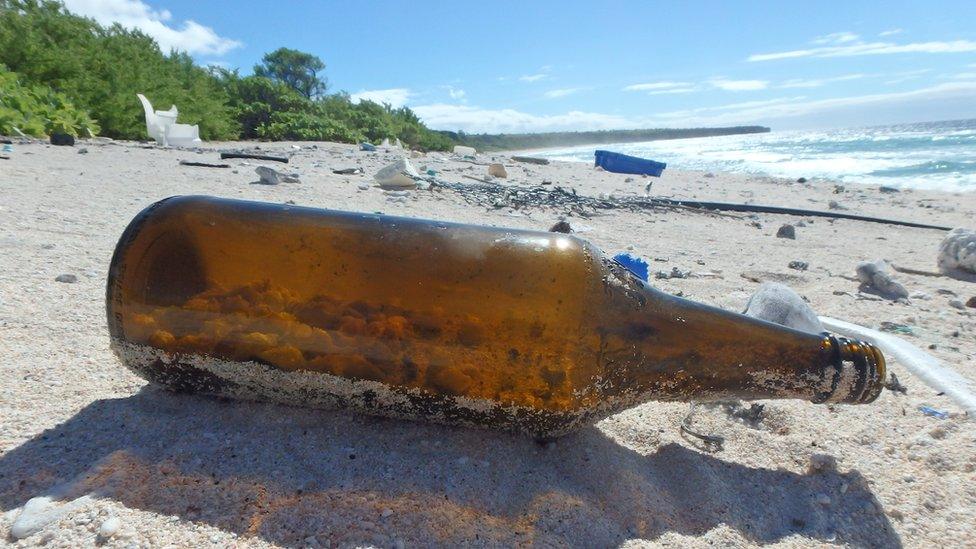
top-left (254, 47), bottom-right (328, 99)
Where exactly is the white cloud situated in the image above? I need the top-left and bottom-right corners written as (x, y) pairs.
top-left (350, 88), bottom-right (412, 107)
top-left (812, 32), bottom-right (860, 45)
top-left (444, 86), bottom-right (466, 100)
top-left (749, 39), bottom-right (976, 62)
top-left (543, 88), bottom-right (584, 98)
top-left (412, 104), bottom-right (636, 133)
top-left (883, 68), bottom-right (932, 84)
top-left (62, 0), bottom-right (241, 56)
top-left (519, 73), bottom-right (548, 82)
top-left (953, 72), bottom-right (976, 80)
top-left (709, 78), bottom-right (768, 91)
top-left (622, 81), bottom-right (692, 92)
top-left (415, 80), bottom-right (976, 132)
top-left (879, 28), bottom-right (903, 37)
top-left (779, 73), bottom-right (866, 88)
top-left (650, 82), bottom-right (976, 126)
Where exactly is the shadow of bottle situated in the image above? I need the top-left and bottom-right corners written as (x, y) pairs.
top-left (0, 388), bottom-right (901, 547)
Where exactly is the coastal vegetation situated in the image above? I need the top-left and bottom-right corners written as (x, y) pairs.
top-left (0, 0), bottom-right (765, 151)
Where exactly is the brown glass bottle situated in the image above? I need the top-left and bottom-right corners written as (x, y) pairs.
top-left (106, 196), bottom-right (885, 438)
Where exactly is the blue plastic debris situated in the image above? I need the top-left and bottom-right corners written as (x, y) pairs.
top-left (2, 144), bottom-right (12, 153)
top-left (919, 406), bottom-right (949, 419)
top-left (595, 150), bottom-right (667, 177)
top-left (613, 253), bottom-right (649, 282)
top-left (360, 142), bottom-right (377, 152)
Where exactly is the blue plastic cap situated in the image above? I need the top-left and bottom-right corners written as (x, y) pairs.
top-left (613, 252), bottom-right (649, 281)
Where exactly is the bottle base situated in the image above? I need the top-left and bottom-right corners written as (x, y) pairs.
top-left (111, 339), bottom-right (607, 439)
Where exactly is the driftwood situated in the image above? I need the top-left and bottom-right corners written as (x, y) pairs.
top-left (179, 160), bottom-right (230, 168)
top-left (430, 178), bottom-right (952, 230)
top-left (220, 152), bottom-right (289, 163)
top-left (511, 156), bottom-right (550, 165)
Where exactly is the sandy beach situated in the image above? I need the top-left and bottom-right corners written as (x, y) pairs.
top-left (1, 138), bottom-right (975, 548)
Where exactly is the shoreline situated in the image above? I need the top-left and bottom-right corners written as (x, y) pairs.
top-left (1, 138), bottom-right (974, 547)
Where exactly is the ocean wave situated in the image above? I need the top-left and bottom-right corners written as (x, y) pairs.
top-left (869, 160), bottom-right (976, 177)
top-left (532, 119), bottom-right (976, 192)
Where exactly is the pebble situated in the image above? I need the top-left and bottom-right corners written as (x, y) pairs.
top-left (381, 508), bottom-right (394, 518)
top-left (967, 296), bottom-right (976, 308)
top-left (788, 260), bottom-right (808, 271)
top-left (549, 220), bottom-right (572, 233)
top-left (949, 299), bottom-right (965, 310)
top-left (77, 148), bottom-right (88, 154)
top-left (98, 516), bottom-right (121, 538)
top-left (357, 184), bottom-right (370, 190)
top-left (776, 224), bottom-right (796, 239)
top-left (827, 200), bottom-right (847, 210)
top-left (55, 273), bottom-right (78, 283)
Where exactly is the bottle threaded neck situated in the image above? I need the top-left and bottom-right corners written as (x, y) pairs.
top-left (816, 334), bottom-right (886, 404)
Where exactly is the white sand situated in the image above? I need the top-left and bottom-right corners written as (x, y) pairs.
top-left (1, 139), bottom-right (974, 548)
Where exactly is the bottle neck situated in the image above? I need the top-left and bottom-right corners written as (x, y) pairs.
top-left (592, 262), bottom-right (885, 405)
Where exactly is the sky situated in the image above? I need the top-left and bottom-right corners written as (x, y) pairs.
top-left (61, 0), bottom-right (976, 133)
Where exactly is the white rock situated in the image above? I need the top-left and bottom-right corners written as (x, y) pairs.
top-left (452, 145), bottom-right (476, 156)
top-left (374, 158), bottom-right (420, 189)
top-left (255, 165), bottom-right (300, 185)
top-left (938, 228), bottom-right (976, 274)
top-left (98, 516), bottom-right (121, 538)
top-left (743, 282), bottom-right (824, 334)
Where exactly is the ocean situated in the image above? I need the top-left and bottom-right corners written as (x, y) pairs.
top-left (531, 119), bottom-right (976, 193)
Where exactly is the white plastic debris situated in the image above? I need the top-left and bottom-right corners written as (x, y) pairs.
top-left (374, 158), bottom-right (420, 189)
top-left (10, 495), bottom-right (94, 539)
top-left (453, 145), bottom-right (476, 156)
top-left (937, 228), bottom-right (976, 275)
top-left (856, 260), bottom-right (908, 299)
top-left (743, 282), bottom-right (824, 334)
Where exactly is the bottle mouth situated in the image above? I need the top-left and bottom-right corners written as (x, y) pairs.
top-left (817, 334), bottom-right (886, 404)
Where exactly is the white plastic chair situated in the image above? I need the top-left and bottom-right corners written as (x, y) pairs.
top-left (137, 93), bottom-right (201, 147)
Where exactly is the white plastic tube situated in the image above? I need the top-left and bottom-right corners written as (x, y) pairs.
top-left (820, 316), bottom-right (976, 417)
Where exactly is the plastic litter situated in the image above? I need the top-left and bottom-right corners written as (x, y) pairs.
top-left (374, 158), bottom-right (421, 189)
top-left (137, 93), bottom-right (200, 147)
top-left (821, 316), bottom-right (976, 417)
top-left (612, 253), bottom-right (649, 281)
top-left (453, 145), bottom-right (477, 157)
top-left (487, 163), bottom-right (508, 178)
top-left (2, 144), bottom-right (12, 153)
top-left (937, 228), bottom-right (976, 275)
top-left (360, 142), bottom-right (377, 151)
top-left (856, 260), bottom-right (909, 300)
top-left (595, 150), bottom-right (666, 177)
top-left (743, 282), bottom-right (824, 334)
top-left (919, 406), bottom-right (949, 419)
